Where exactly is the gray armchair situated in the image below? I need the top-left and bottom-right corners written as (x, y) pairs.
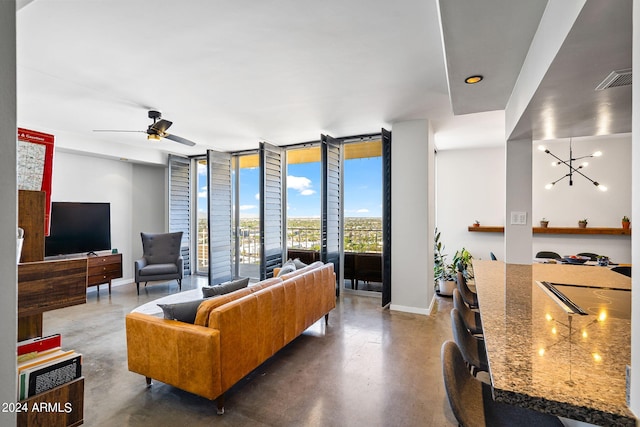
top-left (135, 231), bottom-right (184, 295)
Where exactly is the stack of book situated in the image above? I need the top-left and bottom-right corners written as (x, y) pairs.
top-left (17, 334), bottom-right (82, 401)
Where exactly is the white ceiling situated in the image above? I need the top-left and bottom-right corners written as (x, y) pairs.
top-left (15, 1), bottom-right (631, 160)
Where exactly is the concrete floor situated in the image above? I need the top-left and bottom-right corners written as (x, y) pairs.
top-left (43, 276), bottom-right (458, 427)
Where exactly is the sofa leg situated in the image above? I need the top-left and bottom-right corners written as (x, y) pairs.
top-left (325, 313), bottom-right (329, 325)
top-left (216, 394), bottom-right (225, 415)
top-left (145, 377), bottom-right (152, 388)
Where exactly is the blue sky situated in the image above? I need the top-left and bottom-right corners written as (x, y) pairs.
top-left (197, 156), bottom-right (382, 218)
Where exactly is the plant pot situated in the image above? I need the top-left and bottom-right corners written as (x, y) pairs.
top-left (578, 222), bottom-right (587, 229)
top-left (540, 221), bottom-right (549, 228)
top-left (622, 221), bottom-right (630, 229)
top-left (438, 278), bottom-right (456, 296)
top-left (472, 223), bottom-right (480, 228)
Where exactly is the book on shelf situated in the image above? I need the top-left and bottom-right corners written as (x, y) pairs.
top-left (18, 351), bottom-right (82, 400)
top-left (17, 334), bottom-right (61, 356)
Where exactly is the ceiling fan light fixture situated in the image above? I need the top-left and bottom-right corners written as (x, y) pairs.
top-left (465, 75), bottom-right (483, 84)
top-left (147, 133), bottom-right (161, 141)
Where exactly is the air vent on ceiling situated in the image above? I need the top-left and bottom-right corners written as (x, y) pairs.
top-left (595, 68), bottom-right (632, 91)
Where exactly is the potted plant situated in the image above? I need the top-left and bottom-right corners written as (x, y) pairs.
top-left (622, 216), bottom-right (631, 229)
top-left (540, 218), bottom-right (549, 228)
top-left (453, 247), bottom-right (474, 281)
top-left (434, 228), bottom-right (456, 296)
top-left (578, 218), bottom-right (588, 228)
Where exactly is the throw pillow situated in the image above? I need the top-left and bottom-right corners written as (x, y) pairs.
top-left (292, 258), bottom-right (308, 269)
top-left (202, 277), bottom-right (250, 298)
top-left (158, 298), bottom-right (206, 324)
top-left (277, 259), bottom-right (297, 277)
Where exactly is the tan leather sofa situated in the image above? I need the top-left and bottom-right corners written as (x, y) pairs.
top-left (125, 261), bottom-right (335, 414)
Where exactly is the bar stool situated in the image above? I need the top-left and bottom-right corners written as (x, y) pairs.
top-left (450, 308), bottom-right (488, 376)
top-left (453, 289), bottom-right (483, 336)
top-left (441, 341), bottom-right (564, 427)
top-left (456, 271), bottom-right (478, 309)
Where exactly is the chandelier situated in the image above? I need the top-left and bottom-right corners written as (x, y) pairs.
top-left (537, 139), bottom-right (607, 192)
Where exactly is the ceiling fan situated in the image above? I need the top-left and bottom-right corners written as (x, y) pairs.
top-left (94, 110), bottom-right (196, 146)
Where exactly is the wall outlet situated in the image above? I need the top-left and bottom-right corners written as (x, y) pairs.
top-left (510, 211), bottom-right (527, 225)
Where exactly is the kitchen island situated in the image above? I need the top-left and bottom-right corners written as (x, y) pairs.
top-left (472, 260), bottom-right (635, 426)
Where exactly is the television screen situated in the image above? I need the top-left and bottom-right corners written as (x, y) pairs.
top-left (45, 202), bottom-right (111, 257)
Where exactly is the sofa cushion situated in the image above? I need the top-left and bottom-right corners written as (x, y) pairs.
top-left (202, 277), bottom-right (250, 298)
top-left (292, 258), bottom-right (308, 269)
top-left (158, 298), bottom-right (207, 324)
top-left (276, 260), bottom-right (297, 277)
top-left (194, 287), bottom-right (254, 326)
top-left (139, 263), bottom-right (179, 276)
top-left (279, 260), bottom-right (324, 280)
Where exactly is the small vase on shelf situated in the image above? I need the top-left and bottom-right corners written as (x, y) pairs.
top-left (540, 218), bottom-right (549, 228)
top-left (578, 219), bottom-right (588, 229)
top-left (622, 216), bottom-right (631, 229)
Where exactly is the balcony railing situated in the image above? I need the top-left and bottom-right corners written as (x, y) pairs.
top-left (196, 226), bottom-right (382, 269)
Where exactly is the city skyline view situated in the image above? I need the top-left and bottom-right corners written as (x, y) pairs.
top-left (197, 156), bottom-right (382, 218)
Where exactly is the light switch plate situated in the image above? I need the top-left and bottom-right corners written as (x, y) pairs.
top-left (510, 211), bottom-right (527, 225)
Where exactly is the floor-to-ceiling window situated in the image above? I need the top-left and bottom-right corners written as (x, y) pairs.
top-left (233, 153), bottom-right (261, 279)
top-left (286, 145), bottom-right (321, 261)
top-left (342, 140), bottom-right (383, 294)
top-left (195, 158), bottom-right (208, 275)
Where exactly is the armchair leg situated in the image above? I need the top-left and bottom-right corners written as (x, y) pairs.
top-left (145, 377), bottom-right (152, 387)
top-left (325, 313), bottom-right (329, 325)
top-left (136, 282), bottom-right (140, 295)
top-left (177, 278), bottom-right (182, 290)
top-left (216, 394), bottom-right (225, 415)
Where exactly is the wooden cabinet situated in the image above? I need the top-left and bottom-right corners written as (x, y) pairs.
top-left (87, 253), bottom-right (122, 294)
top-left (18, 377), bottom-right (84, 427)
top-left (18, 190), bottom-right (85, 426)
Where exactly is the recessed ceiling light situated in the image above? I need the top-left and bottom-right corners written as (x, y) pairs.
top-left (465, 75), bottom-right (483, 84)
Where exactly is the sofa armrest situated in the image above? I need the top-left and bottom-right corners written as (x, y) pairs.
top-left (125, 312), bottom-right (222, 400)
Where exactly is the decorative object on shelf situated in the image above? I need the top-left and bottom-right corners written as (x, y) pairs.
top-left (473, 220), bottom-right (480, 227)
top-left (540, 218), bottom-right (549, 228)
top-left (434, 228), bottom-right (456, 296)
top-left (597, 255), bottom-right (610, 266)
top-left (622, 216), bottom-right (630, 229)
top-left (538, 138), bottom-right (607, 191)
top-left (578, 218), bottom-right (588, 228)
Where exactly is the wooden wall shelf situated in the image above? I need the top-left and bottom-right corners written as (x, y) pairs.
top-left (468, 225), bottom-right (631, 235)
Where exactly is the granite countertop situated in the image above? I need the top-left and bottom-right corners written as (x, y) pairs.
top-left (472, 260), bottom-right (635, 426)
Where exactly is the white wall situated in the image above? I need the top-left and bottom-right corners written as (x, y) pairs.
top-left (0, 2), bottom-right (17, 425)
top-left (390, 119), bottom-right (433, 314)
top-left (436, 146), bottom-right (506, 261)
top-left (630, 0), bottom-right (639, 415)
top-left (131, 163), bottom-right (167, 262)
top-left (533, 135), bottom-right (632, 263)
top-left (436, 134), bottom-right (632, 265)
top-left (50, 151), bottom-right (167, 284)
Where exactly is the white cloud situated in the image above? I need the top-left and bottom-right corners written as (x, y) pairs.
top-left (240, 205), bottom-right (257, 211)
top-left (357, 209), bottom-right (369, 213)
top-left (198, 190), bottom-right (207, 198)
top-left (287, 175), bottom-right (315, 195)
top-left (255, 193), bottom-right (260, 200)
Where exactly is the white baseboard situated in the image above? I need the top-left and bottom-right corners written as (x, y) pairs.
top-left (389, 304), bottom-right (430, 316)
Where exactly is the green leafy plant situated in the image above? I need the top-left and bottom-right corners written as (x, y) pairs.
top-left (622, 216), bottom-right (630, 222)
top-left (434, 228), bottom-right (456, 284)
top-left (453, 247), bottom-right (473, 280)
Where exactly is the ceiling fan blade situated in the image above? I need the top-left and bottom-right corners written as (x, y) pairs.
top-left (150, 119), bottom-right (173, 134)
top-left (165, 133), bottom-right (196, 147)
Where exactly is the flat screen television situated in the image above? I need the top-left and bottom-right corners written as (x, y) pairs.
top-left (45, 202), bottom-right (111, 257)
